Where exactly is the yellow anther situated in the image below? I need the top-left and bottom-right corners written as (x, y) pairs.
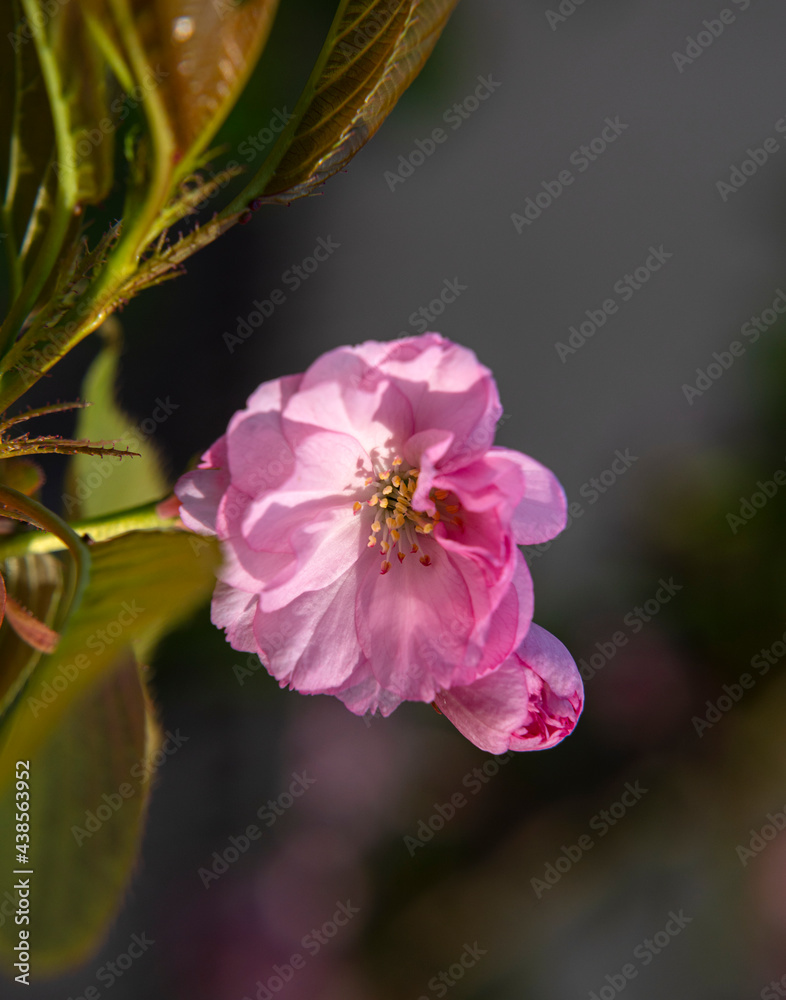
top-left (445, 504), bottom-right (459, 513)
top-left (360, 462), bottom-right (440, 572)
top-left (353, 501), bottom-right (362, 514)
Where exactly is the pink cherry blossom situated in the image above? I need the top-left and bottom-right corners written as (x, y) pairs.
top-left (176, 333), bottom-right (582, 750)
top-left (434, 624), bottom-right (583, 754)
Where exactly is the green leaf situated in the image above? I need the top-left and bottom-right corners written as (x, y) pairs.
top-left (249, 0), bottom-right (460, 203)
top-left (0, 651), bottom-right (161, 975)
top-left (49, 2), bottom-right (115, 205)
top-left (0, 529), bottom-right (218, 768)
top-left (0, 526), bottom-right (216, 971)
top-left (63, 329), bottom-right (167, 520)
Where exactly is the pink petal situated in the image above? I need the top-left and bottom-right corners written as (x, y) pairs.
top-left (245, 373), bottom-right (302, 414)
top-left (227, 410), bottom-right (295, 499)
top-left (334, 674), bottom-right (403, 717)
top-left (251, 565), bottom-right (366, 693)
top-left (492, 448), bottom-right (568, 545)
top-left (217, 536), bottom-right (293, 596)
top-left (254, 503), bottom-right (366, 612)
top-left (211, 582), bottom-right (258, 652)
top-left (355, 540), bottom-right (475, 701)
top-left (434, 624), bottom-right (583, 753)
top-left (303, 335), bottom-right (502, 469)
top-left (175, 436), bottom-right (229, 535)
top-left (286, 350), bottom-right (414, 455)
top-left (375, 334), bottom-right (503, 469)
top-left (239, 428), bottom-right (371, 608)
top-left (463, 550), bottom-right (534, 680)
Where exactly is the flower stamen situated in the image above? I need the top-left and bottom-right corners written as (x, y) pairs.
top-left (355, 463), bottom-right (461, 572)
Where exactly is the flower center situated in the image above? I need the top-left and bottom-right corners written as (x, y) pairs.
top-left (352, 456), bottom-right (461, 575)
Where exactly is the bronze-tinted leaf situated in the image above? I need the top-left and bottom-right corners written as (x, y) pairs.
top-left (4, 592), bottom-right (59, 653)
top-left (253, 0), bottom-right (460, 202)
top-left (126, 0), bottom-right (279, 166)
top-left (0, 553), bottom-right (65, 719)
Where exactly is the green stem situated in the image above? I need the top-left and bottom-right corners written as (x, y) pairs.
top-left (87, 0), bottom-right (176, 306)
top-left (0, 499), bottom-right (179, 558)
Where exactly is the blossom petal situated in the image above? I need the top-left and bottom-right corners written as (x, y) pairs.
top-left (245, 373), bottom-right (302, 414)
top-left (239, 428), bottom-right (370, 607)
top-left (288, 348), bottom-right (414, 454)
top-left (211, 582), bottom-right (258, 652)
top-left (492, 448), bottom-right (568, 544)
top-left (176, 436), bottom-right (229, 535)
top-left (334, 674), bottom-right (403, 717)
top-left (355, 539), bottom-right (476, 701)
top-left (252, 565), bottom-right (366, 693)
top-left (227, 410), bottom-right (295, 499)
top-left (303, 334), bottom-right (502, 469)
top-left (434, 624), bottom-right (583, 753)
top-left (255, 505), bottom-right (367, 612)
top-left (464, 549), bottom-right (534, 680)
